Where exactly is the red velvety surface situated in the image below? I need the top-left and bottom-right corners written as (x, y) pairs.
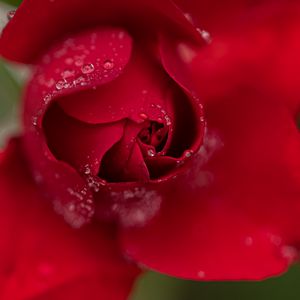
top-left (0, 0), bottom-right (299, 283)
top-left (119, 1), bottom-right (300, 279)
top-left (175, 0), bottom-right (300, 113)
top-left (0, 140), bottom-right (139, 300)
top-left (0, 0), bottom-right (200, 63)
top-left (121, 86), bottom-right (300, 280)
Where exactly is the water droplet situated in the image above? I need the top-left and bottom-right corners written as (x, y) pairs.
top-left (198, 271), bottom-right (206, 278)
top-left (177, 43), bottom-right (197, 63)
top-left (164, 115), bottom-right (171, 126)
top-left (103, 60), bottom-right (114, 70)
top-left (110, 188), bottom-right (162, 228)
top-left (147, 149), bottom-right (155, 157)
top-left (87, 176), bottom-right (101, 192)
top-left (32, 117), bottom-right (38, 127)
top-left (73, 76), bottom-right (86, 86)
top-left (83, 165), bottom-right (91, 175)
top-left (183, 13), bottom-right (193, 23)
top-left (81, 63), bottom-right (95, 74)
top-left (200, 116), bottom-right (205, 123)
top-left (7, 10), bottom-right (16, 21)
top-left (75, 59), bottom-right (84, 67)
top-left (197, 28), bottom-right (212, 44)
top-left (139, 113), bottom-right (148, 120)
top-left (281, 245), bottom-right (298, 263)
top-left (55, 80), bottom-right (68, 90)
top-left (43, 94), bottom-right (52, 104)
top-left (184, 150), bottom-right (193, 158)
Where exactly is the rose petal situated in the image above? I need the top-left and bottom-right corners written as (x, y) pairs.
top-left (58, 46), bottom-right (173, 125)
top-left (0, 139), bottom-right (140, 299)
top-left (21, 27), bottom-right (134, 226)
top-left (120, 86), bottom-right (300, 280)
top-left (0, 0), bottom-right (201, 63)
top-left (99, 120), bottom-right (149, 182)
top-left (43, 103), bottom-right (125, 175)
top-left (174, 0), bottom-right (285, 35)
top-left (178, 0), bottom-right (300, 113)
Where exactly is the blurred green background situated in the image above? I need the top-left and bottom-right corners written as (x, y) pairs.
top-left (1, 1), bottom-right (300, 299)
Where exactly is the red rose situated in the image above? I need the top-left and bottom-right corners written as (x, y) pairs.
top-left (0, 0), bottom-right (300, 299)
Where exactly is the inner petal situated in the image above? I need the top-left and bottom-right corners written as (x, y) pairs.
top-left (43, 102), bottom-right (125, 175)
top-left (99, 120), bottom-right (150, 182)
top-left (58, 45), bottom-right (173, 125)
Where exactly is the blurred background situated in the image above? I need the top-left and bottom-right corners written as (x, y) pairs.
top-left (1, 1), bottom-right (300, 299)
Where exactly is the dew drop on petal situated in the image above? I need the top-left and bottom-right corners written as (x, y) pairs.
top-left (7, 10), bottom-right (16, 21)
top-left (32, 116), bottom-right (38, 127)
top-left (177, 43), bottom-right (197, 63)
top-left (147, 149), bottom-right (155, 157)
top-left (139, 113), bottom-right (148, 120)
top-left (183, 13), bottom-right (193, 23)
top-left (281, 245), bottom-right (298, 263)
top-left (164, 115), bottom-right (171, 126)
top-left (82, 164), bottom-right (91, 175)
top-left (197, 271), bottom-right (206, 278)
top-left (73, 76), bottom-right (86, 86)
top-left (81, 63), bottom-right (95, 74)
top-left (197, 28), bottom-right (212, 44)
top-left (184, 150), bottom-right (193, 158)
top-left (75, 59), bottom-right (84, 67)
top-left (43, 94), bottom-right (52, 104)
top-left (103, 60), bottom-right (114, 70)
top-left (55, 80), bottom-right (66, 90)
top-left (110, 188), bottom-right (162, 228)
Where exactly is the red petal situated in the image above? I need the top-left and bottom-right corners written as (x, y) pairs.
top-left (99, 120), bottom-right (149, 182)
top-left (58, 46), bottom-right (173, 125)
top-left (0, 0), bottom-right (200, 63)
top-left (0, 139), bottom-right (140, 299)
top-left (24, 26), bottom-right (133, 128)
top-left (177, 0), bottom-right (300, 113)
top-left (21, 27), bottom-right (134, 226)
top-left (120, 85), bottom-right (300, 280)
top-left (174, 0), bottom-right (285, 34)
top-left (43, 103), bottom-right (125, 175)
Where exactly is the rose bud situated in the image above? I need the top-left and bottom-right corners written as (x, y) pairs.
top-left (0, 1), bottom-right (300, 298)
top-left (17, 2), bottom-right (206, 228)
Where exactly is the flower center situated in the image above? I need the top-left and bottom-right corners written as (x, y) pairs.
top-left (138, 121), bottom-right (168, 153)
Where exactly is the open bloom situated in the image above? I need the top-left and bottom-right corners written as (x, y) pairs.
top-left (0, 0), bottom-right (300, 298)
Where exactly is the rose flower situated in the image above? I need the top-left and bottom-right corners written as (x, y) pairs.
top-left (0, 0), bottom-right (300, 299)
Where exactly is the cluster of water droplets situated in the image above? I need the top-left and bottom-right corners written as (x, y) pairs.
top-left (53, 185), bottom-right (94, 228)
top-left (6, 9), bottom-right (16, 21)
top-left (183, 12), bottom-right (212, 44)
top-left (110, 187), bottom-right (162, 227)
top-left (36, 29), bottom-right (129, 112)
top-left (183, 128), bottom-right (223, 188)
top-left (150, 103), bottom-right (172, 126)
